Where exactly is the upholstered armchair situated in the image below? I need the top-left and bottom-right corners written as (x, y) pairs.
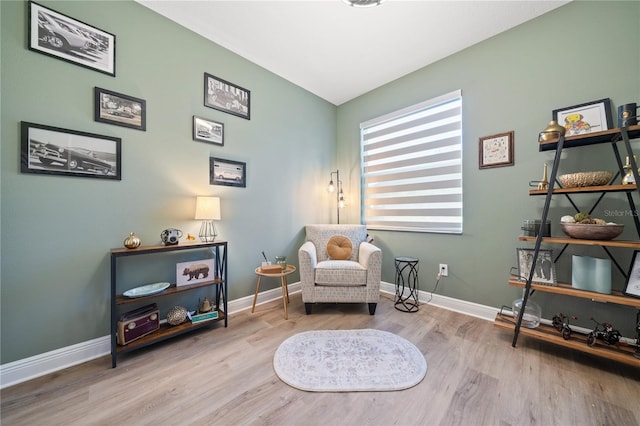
top-left (298, 224), bottom-right (382, 315)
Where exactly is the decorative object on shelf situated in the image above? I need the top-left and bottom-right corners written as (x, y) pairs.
top-left (195, 196), bottom-right (221, 242)
top-left (478, 131), bottom-right (514, 169)
top-left (28, 1), bottom-right (116, 76)
top-left (512, 297), bottom-right (541, 328)
top-left (558, 171), bottom-right (613, 188)
top-left (189, 310), bottom-right (218, 323)
top-left (561, 223), bottom-right (623, 240)
top-left (572, 255), bottom-right (612, 294)
top-left (552, 98), bottom-right (613, 136)
top-left (176, 258), bottom-right (215, 287)
top-left (521, 220), bottom-right (550, 237)
top-left (160, 228), bottom-right (182, 245)
top-left (551, 313), bottom-right (575, 340)
top-left (515, 248), bottom-right (556, 286)
top-left (204, 72), bottom-right (250, 120)
top-left (94, 87), bottom-right (146, 131)
top-left (586, 317), bottom-right (621, 347)
top-left (123, 282), bottom-right (171, 298)
top-left (186, 233), bottom-right (196, 241)
top-left (166, 306), bottom-right (188, 326)
top-left (193, 116), bottom-right (224, 146)
top-left (538, 163), bottom-right (549, 190)
top-left (275, 256), bottom-right (287, 270)
top-left (618, 103), bottom-right (639, 127)
top-left (210, 157), bottom-right (247, 188)
top-left (328, 169), bottom-right (346, 223)
top-left (21, 121), bottom-right (122, 180)
top-left (623, 250), bottom-right (640, 299)
top-left (622, 155), bottom-right (639, 184)
top-left (198, 297), bottom-right (213, 314)
top-left (538, 120), bottom-right (566, 142)
top-left (123, 232), bottom-right (141, 249)
top-left (117, 303), bottom-right (159, 345)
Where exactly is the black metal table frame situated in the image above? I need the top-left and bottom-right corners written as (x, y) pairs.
top-left (394, 257), bottom-right (419, 312)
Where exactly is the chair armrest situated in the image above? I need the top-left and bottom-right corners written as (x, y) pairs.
top-left (298, 241), bottom-right (318, 293)
top-left (358, 241), bottom-right (381, 268)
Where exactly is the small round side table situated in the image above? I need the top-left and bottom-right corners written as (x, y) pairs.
top-left (252, 265), bottom-right (296, 320)
top-left (394, 256), bottom-right (419, 312)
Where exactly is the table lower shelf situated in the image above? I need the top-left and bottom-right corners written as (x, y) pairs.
top-left (494, 313), bottom-right (640, 367)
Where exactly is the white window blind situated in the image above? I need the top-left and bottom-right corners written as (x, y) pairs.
top-left (360, 90), bottom-right (463, 233)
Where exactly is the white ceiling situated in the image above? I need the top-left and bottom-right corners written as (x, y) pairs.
top-left (137, 0), bottom-right (570, 105)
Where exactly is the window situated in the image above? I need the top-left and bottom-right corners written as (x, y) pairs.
top-left (360, 90), bottom-right (462, 233)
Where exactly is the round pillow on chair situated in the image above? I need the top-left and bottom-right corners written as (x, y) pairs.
top-left (327, 235), bottom-right (353, 260)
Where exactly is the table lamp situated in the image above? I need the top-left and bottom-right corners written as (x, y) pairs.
top-left (195, 196), bottom-right (221, 242)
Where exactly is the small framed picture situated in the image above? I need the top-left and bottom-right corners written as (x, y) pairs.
top-left (176, 259), bottom-right (215, 287)
top-left (516, 248), bottom-right (556, 286)
top-left (553, 98), bottom-right (613, 136)
top-left (94, 87), bottom-right (146, 131)
top-left (28, 1), bottom-right (116, 76)
top-left (210, 157), bottom-right (246, 188)
top-left (193, 116), bottom-right (224, 146)
top-left (204, 73), bottom-right (250, 120)
top-left (479, 131), bottom-right (514, 169)
top-left (21, 121), bottom-right (121, 180)
top-left (623, 250), bottom-right (640, 298)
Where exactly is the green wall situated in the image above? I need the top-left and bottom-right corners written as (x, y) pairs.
top-left (1, 0), bottom-right (335, 363)
top-left (337, 1), bottom-right (640, 335)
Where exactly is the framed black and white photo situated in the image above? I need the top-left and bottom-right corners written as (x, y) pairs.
top-left (95, 87), bottom-right (146, 131)
top-left (21, 121), bottom-right (121, 180)
top-left (552, 98), bottom-right (613, 136)
top-left (624, 250), bottom-right (640, 298)
top-left (204, 73), bottom-right (250, 120)
top-left (193, 116), bottom-right (224, 146)
top-left (516, 248), bottom-right (556, 286)
top-left (210, 157), bottom-right (246, 188)
top-left (28, 1), bottom-right (116, 76)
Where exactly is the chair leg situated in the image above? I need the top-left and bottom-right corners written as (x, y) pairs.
top-left (368, 303), bottom-right (377, 315)
top-left (305, 303), bottom-right (312, 315)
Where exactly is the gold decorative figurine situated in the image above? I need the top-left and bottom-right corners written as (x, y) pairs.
top-left (622, 155), bottom-right (638, 185)
top-left (538, 163), bottom-right (549, 191)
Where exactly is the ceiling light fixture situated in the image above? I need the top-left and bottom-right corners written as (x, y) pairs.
top-left (343, 0), bottom-right (384, 8)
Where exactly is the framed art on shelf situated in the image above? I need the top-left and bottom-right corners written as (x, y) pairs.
top-left (176, 259), bottom-right (215, 287)
top-left (94, 87), bottom-right (146, 131)
top-left (28, 1), bottom-right (116, 76)
top-left (204, 73), bottom-right (250, 120)
top-left (21, 121), bottom-right (121, 180)
top-left (552, 98), bottom-right (613, 136)
top-left (193, 116), bottom-right (224, 146)
top-left (210, 157), bottom-right (246, 188)
top-left (516, 248), bottom-right (556, 286)
top-left (479, 131), bottom-right (514, 169)
top-left (624, 250), bottom-right (640, 298)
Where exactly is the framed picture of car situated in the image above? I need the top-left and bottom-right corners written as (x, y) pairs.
top-left (193, 116), bottom-right (224, 146)
top-left (94, 87), bottom-right (146, 131)
top-left (28, 1), bottom-right (116, 76)
top-left (210, 157), bottom-right (246, 188)
top-left (21, 121), bottom-right (121, 180)
top-left (204, 73), bottom-right (250, 120)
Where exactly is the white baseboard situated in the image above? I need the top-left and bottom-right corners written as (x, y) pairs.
top-left (0, 280), bottom-right (496, 389)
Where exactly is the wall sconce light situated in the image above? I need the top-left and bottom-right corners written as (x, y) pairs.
top-left (195, 196), bottom-right (221, 242)
top-left (328, 170), bottom-right (345, 224)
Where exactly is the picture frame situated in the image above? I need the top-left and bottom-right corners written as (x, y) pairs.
top-left (552, 98), bottom-right (613, 136)
top-left (479, 131), bottom-right (514, 169)
top-left (176, 259), bottom-right (215, 287)
top-left (28, 1), bottom-right (116, 76)
top-left (210, 157), bottom-right (246, 188)
top-left (516, 248), bottom-right (557, 286)
top-left (193, 116), bottom-right (224, 146)
top-left (623, 250), bottom-right (640, 298)
top-left (204, 73), bottom-right (250, 120)
top-left (21, 121), bottom-right (121, 180)
top-left (94, 87), bottom-right (146, 131)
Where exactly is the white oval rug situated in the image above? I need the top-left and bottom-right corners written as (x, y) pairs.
top-left (273, 329), bottom-right (427, 392)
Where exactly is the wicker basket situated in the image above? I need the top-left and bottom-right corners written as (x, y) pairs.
top-left (558, 171), bottom-right (613, 188)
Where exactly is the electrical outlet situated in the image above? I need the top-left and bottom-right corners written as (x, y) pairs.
top-left (439, 264), bottom-right (448, 277)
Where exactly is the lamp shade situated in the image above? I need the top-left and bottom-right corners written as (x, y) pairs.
top-left (195, 196), bottom-right (221, 220)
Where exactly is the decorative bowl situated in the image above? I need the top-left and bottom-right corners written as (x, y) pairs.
top-left (558, 171), bottom-right (613, 188)
top-left (561, 223), bottom-right (624, 240)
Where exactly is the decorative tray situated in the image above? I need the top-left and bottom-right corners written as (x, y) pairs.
top-left (123, 282), bottom-right (171, 298)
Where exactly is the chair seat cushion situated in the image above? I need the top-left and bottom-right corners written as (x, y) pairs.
top-left (315, 260), bottom-right (366, 286)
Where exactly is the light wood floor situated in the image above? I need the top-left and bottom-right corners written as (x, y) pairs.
top-left (2, 293), bottom-right (639, 426)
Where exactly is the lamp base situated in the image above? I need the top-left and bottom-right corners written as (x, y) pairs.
top-left (199, 221), bottom-right (217, 243)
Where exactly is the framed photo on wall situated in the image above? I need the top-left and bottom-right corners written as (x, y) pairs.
top-left (479, 131), bottom-right (514, 169)
top-left (624, 250), bottom-right (640, 298)
top-left (552, 98), bottom-right (613, 136)
top-left (516, 248), bottom-right (556, 286)
top-left (210, 157), bottom-right (246, 188)
top-left (204, 73), bottom-right (250, 120)
top-left (28, 1), bottom-right (116, 76)
top-left (193, 116), bottom-right (224, 146)
top-left (94, 87), bottom-right (146, 131)
top-left (21, 121), bottom-right (121, 180)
